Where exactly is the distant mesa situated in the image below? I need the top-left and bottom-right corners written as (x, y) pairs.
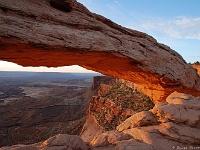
top-left (0, 71), bottom-right (100, 79)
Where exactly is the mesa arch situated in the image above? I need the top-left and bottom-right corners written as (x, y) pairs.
top-left (0, 0), bottom-right (200, 103)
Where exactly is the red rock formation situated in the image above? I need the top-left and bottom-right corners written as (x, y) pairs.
top-left (80, 115), bottom-right (104, 143)
top-left (3, 92), bottom-right (200, 150)
top-left (80, 76), bottom-right (154, 143)
top-left (0, 0), bottom-right (200, 102)
top-left (1, 134), bottom-right (88, 150)
top-left (91, 76), bottom-right (117, 95)
top-left (90, 92), bottom-right (200, 150)
top-left (193, 64), bottom-right (200, 75)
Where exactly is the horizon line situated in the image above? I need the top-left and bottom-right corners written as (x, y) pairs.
top-left (0, 70), bottom-right (101, 74)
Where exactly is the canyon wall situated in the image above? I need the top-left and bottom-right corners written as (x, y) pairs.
top-left (89, 92), bottom-right (200, 150)
top-left (2, 92), bottom-right (200, 150)
top-left (80, 76), bottom-right (154, 143)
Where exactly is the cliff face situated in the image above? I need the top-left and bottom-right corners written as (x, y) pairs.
top-left (90, 92), bottom-right (200, 150)
top-left (90, 76), bottom-right (117, 95)
top-left (3, 92), bottom-right (200, 150)
top-left (80, 76), bottom-right (154, 142)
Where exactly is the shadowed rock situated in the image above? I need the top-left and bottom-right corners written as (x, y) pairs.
top-left (2, 92), bottom-right (200, 150)
top-left (1, 134), bottom-right (88, 150)
top-left (0, 0), bottom-right (200, 102)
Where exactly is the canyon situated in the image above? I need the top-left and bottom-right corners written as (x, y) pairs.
top-left (0, 73), bottom-right (156, 149)
top-left (0, 72), bottom-right (96, 147)
top-left (0, 0), bottom-right (200, 149)
top-left (1, 75), bottom-right (200, 150)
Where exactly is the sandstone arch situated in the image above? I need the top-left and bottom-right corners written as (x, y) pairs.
top-left (0, 0), bottom-right (200, 103)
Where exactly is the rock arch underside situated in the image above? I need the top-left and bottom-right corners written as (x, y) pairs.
top-left (0, 0), bottom-right (200, 103)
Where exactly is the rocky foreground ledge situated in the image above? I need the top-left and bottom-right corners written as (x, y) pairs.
top-left (2, 92), bottom-right (200, 150)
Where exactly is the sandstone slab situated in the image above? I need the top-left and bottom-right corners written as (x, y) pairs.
top-left (117, 111), bottom-right (157, 131)
top-left (1, 134), bottom-right (88, 150)
top-left (90, 92), bottom-right (200, 150)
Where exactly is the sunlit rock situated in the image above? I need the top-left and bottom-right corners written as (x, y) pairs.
top-left (0, 0), bottom-right (200, 102)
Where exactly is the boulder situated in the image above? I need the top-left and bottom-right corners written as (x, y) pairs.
top-left (90, 131), bottom-right (132, 148)
top-left (80, 115), bottom-right (104, 143)
top-left (89, 92), bottom-right (200, 150)
top-left (116, 111), bottom-right (158, 131)
top-left (1, 134), bottom-right (88, 150)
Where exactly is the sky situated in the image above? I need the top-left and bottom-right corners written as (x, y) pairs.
top-left (0, 61), bottom-right (96, 73)
top-left (77, 0), bottom-right (200, 62)
top-left (0, 0), bottom-right (200, 72)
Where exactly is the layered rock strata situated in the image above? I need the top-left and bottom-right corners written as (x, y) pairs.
top-left (0, 0), bottom-right (200, 102)
top-left (80, 76), bottom-right (154, 143)
top-left (2, 92), bottom-right (200, 150)
top-left (89, 92), bottom-right (200, 150)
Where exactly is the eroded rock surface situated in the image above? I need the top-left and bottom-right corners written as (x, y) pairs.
top-left (80, 76), bottom-right (154, 143)
top-left (89, 92), bottom-right (200, 150)
top-left (1, 92), bottom-right (200, 150)
top-left (80, 114), bottom-right (104, 143)
top-left (0, 0), bottom-right (200, 102)
top-left (193, 63), bottom-right (200, 75)
top-left (1, 134), bottom-right (88, 150)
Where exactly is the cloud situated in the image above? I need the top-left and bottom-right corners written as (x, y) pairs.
top-left (114, 1), bottom-right (119, 5)
top-left (77, 1), bottom-right (200, 41)
top-left (139, 16), bottom-right (200, 40)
